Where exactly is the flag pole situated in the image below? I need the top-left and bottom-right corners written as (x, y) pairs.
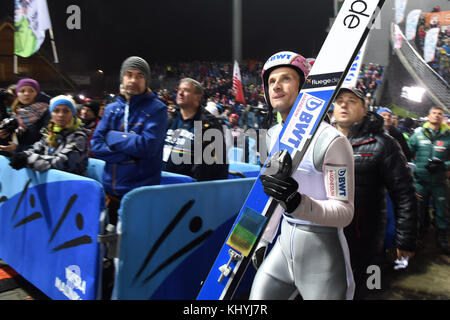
top-left (48, 28), bottom-right (59, 64)
top-left (13, 55), bottom-right (18, 74)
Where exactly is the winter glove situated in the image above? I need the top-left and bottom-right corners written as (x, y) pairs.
top-left (259, 150), bottom-right (302, 214)
top-left (9, 152), bottom-right (28, 170)
top-left (425, 158), bottom-right (446, 174)
top-left (252, 239), bottom-right (269, 270)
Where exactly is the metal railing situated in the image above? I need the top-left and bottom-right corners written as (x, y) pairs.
top-left (390, 23), bottom-right (449, 113)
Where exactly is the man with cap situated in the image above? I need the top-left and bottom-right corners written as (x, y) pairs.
top-left (250, 51), bottom-right (355, 300)
top-left (377, 107), bottom-right (412, 161)
top-left (333, 86), bottom-right (417, 299)
top-left (91, 56), bottom-right (168, 226)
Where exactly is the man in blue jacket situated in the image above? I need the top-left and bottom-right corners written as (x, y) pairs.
top-left (91, 56), bottom-right (168, 226)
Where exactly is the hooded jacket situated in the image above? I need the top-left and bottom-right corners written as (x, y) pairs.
top-left (91, 89), bottom-right (167, 196)
top-left (344, 112), bottom-right (417, 261)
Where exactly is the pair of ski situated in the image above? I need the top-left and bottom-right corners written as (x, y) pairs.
top-left (197, 0), bottom-right (385, 300)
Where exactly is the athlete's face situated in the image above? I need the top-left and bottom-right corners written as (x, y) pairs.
top-left (268, 67), bottom-right (300, 120)
top-left (333, 91), bottom-right (366, 129)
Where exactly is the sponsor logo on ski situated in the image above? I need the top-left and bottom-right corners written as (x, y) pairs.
top-left (344, 0), bottom-right (371, 29)
top-left (304, 72), bottom-right (342, 89)
top-left (281, 93), bottom-right (326, 149)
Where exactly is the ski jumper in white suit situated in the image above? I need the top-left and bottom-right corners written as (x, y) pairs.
top-left (250, 121), bottom-right (355, 300)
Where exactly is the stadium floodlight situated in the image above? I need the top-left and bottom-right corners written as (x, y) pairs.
top-left (401, 86), bottom-right (426, 103)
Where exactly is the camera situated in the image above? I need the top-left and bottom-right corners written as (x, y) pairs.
top-left (0, 117), bottom-right (18, 134)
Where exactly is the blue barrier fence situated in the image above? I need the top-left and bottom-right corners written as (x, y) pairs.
top-left (0, 156), bottom-right (259, 299)
top-left (0, 156), bottom-right (104, 300)
top-left (114, 178), bottom-right (256, 300)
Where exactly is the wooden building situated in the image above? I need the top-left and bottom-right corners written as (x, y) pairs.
top-left (0, 21), bottom-right (77, 94)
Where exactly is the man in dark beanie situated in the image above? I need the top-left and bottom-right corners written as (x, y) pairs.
top-left (80, 100), bottom-right (101, 156)
top-left (91, 56), bottom-right (167, 299)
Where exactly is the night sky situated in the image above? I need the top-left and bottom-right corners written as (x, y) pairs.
top-left (1, 0), bottom-right (334, 74)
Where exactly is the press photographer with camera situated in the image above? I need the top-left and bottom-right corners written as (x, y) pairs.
top-left (0, 78), bottom-right (50, 155)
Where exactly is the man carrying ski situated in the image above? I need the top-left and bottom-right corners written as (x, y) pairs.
top-left (250, 51), bottom-right (355, 300)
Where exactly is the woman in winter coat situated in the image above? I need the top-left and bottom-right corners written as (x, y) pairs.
top-left (8, 95), bottom-right (89, 176)
top-left (0, 78), bottom-right (50, 154)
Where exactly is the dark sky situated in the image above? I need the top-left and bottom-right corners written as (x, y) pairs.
top-left (1, 0), bottom-right (334, 74)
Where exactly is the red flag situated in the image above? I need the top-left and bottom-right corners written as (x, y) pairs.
top-left (232, 60), bottom-right (246, 104)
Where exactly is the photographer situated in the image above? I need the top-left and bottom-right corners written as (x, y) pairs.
top-left (0, 79), bottom-right (50, 155)
top-left (0, 87), bottom-right (15, 156)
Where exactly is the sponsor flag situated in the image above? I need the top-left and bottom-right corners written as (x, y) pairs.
top-left (395, 0), bottom-right (408, 24)
top-left (424, 28), bottom-right (440, 62)
top-left (405, 9), bottom-right (422, 40)
top-left (232, 60), bottom-right (246, 104)
top-left (14, 0), bottom-right (52, 58)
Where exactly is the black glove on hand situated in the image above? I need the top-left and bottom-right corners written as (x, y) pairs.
top-left (9, 152), bottom-right (28, 170)
top-left (425, 158), bottom-right (446, 174)
top-left (259, 150), bottom-right (301, 214)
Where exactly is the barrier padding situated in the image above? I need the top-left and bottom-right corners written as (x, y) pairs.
top-left (87, 158), bottom-right (196, 184)
top-left (114, 178), bottom-right (256, 300)
top-left (227, 138), bottom-right (258, 165)
top-left (0, 156), bottom-right (104, 300)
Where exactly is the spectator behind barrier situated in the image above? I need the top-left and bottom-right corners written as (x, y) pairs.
top-left (8, 95), bottom-right (89, 176)
top-left (163, 78), bottom-right (228, 181)
top-left (0, 78), bottom-right (50, 155)
top-left (91, 56), bottom-right (168, 226)
top-left (377, 107), bottom-right (412, 161)
top-left (79, 100), bottom-right (101, 157)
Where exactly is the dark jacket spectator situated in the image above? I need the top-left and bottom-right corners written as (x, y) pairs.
top-left (345, 112), bottom-right (417, 261)
top-left (163, 107), bottom-right (228, 181)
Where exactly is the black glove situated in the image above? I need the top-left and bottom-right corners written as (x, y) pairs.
top-left (259, 150), bottom-right (301, 214)
top-left (9, 152), bottom-right (28, 170)
top-left (425, 158), bottom-right (446, 174)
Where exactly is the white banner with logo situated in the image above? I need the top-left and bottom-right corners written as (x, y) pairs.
top-left (395, 0), bottom-right (408, 24)
top-left (405, 9), bottom-right (422, 40)
top-left (424, 27), bottom-right (440, 62)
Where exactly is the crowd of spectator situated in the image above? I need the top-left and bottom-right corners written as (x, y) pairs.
top-left (415, 6), bottom-right (450, 83)
top-left (355, 63), bottom-right (385, 98)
